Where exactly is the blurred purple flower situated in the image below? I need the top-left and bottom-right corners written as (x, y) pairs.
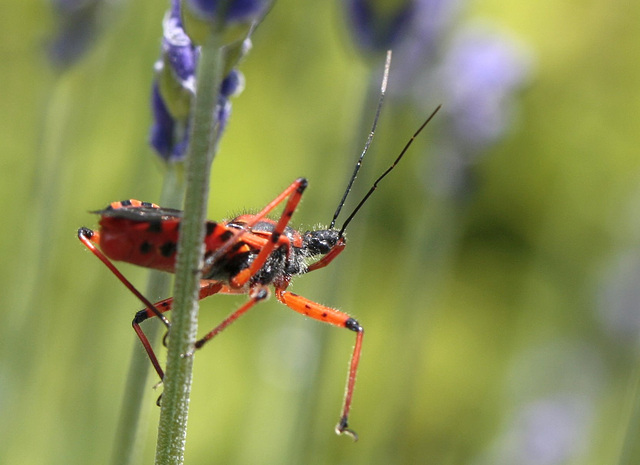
top-left (163, 4), bottom-right (198, 87)
top-left (474, 341), bottom-right (601, 465)
top-left (185, 0), bottom-right (270, 23)
top-left (596, 251), bottom-right (640, 343)
top-left (48, 0), bottom-right (107, 68)
top-left (344, 0), bottom-right (464, 89)
top-left (216, 69), bottom-right (245, 133)
top-left (341, 1), bottom-right (533, 202)
top-left (220, 68), bottom-right (244, 98)
top-left (150, 0), bottom-right (249, 161)
top-left (150, 82), bottom-right (189, 160)
top-left (499, 396), bottom-right (592, 465)
top-left (389, 0), bottom-right (464, 87)
top-left (344, 0), bottom-right (417, 53)
top-left (427, 23), bottom-right (532, 200)
top-left (438, 23), bottom-right (532, 153)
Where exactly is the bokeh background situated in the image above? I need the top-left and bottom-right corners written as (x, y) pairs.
top-left (2, 1), bottom-right (640, 464)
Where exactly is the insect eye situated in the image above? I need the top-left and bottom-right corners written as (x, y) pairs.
top-left (303, 230), bottom-right (340, 255)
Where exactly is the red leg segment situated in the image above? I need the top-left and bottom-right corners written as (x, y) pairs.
top-left (78, 179), bottom-right (309, 381)
top-left (79, 226), bottom-right (173, 379)
top-left (275, 288), bottom-right (364, 441)
top-left (231, 178), bottom-right (308, 287)
top-left (80, 226), bottom-right (231, 380)
top-left (203, 178), bottom-right (308, 283)
top-left (306, 236), bottom-right (346, 273)
top-left (78, 227), bottom-right (171, 328)
top-left (132, 281), bottom-right (225, 379)
top-left (192, 286), bottom-right (270, 351)
top-left (80, 179), bottom-right (362, 437)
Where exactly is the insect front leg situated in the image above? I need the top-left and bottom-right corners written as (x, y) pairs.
top-left (79, 227), bottom-right (175, 380)
top-left (306, 237), bottom-right (346, 273)
top-left (275, 287), bottom-right (364, 441)
top-left (230, 178), bottom-right (308, 288)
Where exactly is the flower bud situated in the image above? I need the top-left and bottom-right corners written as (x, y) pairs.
top-left (181, 0), bottom-right (271, 46)
top-left (345, 0), bottom-right (416, 53)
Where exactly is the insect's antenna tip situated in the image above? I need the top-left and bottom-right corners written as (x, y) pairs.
top-left (330, 50), bottom-right (393, 230)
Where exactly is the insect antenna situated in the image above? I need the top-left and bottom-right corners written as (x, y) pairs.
top-left (330, 50), bottom-right (392, 229)
top-left (338, 104), bottom-right (442, 237)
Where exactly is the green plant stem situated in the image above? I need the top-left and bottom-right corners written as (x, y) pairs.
top-left (110, 166), bottom-right (183, 465)
top-left (155, 35), bottom-right (224, 465)
top-left (617, 355), bottom-right (640, 465)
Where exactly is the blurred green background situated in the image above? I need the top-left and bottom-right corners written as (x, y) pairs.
top-left (2, 1), bottom-right (640, 464)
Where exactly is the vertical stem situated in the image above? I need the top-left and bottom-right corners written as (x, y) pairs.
top-left (110, 166), bottom-right (183, 465)
top-left (155, 35), bottom-right (224, 465)
top-left (617, 356), bottom-right (640, 465)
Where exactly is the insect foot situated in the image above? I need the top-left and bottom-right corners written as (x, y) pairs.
top-left (336, 417), bottom-right (359, 442)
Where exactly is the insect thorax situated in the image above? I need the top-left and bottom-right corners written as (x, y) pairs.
top-left (200, 225), bottom-right (342, 287)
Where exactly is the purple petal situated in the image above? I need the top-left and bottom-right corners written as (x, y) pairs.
top-left (439, 22), bottom-right (533, 149)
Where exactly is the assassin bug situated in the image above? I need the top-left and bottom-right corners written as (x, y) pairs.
top-left (78, 52), bottom-right (440, 440)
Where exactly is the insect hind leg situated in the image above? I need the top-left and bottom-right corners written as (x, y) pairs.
top-left (187, 286), bottom-right (270, 355)
top-left (275, 287), bottom-right (363, 441)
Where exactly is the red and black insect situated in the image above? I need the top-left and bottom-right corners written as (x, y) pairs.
top-left (79, 78), bottom-right (440, 440)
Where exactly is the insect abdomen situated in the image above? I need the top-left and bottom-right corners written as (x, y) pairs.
top-left (98, 216), bottom-right (179, 272)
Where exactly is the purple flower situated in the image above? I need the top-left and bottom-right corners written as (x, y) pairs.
top-left (438, 22), bottom-right (532, 153)
top-left (501, 396), bottom-right (592, 465)
top-left (150, 82), bottom-right (191, 160)
top-left (424, 22), bottom-right (532, 200)
top-left (596, 251), bottom-right (640, 342)
top-left (344, 0), bottom-right (417, 53)
top-left (150, 0), bottom-right (248, 161)
top-left (162, 10), bottom-right (198, 88)
top-left (388, 0), bottom-right (465, 91)
top-left (181, 0), bottom-right (271, 45)
top-left (220, 68), bottom-right (245, 98)
top-left (185, 0), bottom-right (270, 23)
top-left (216, 69), bottom-right (245, 133)
top-left (48, 0), bottom-right (105, 68)
top-left (149, 2), bottom-right (196, 160)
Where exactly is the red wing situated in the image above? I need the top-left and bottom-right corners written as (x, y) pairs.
top-left (95, 201), bottom-right (244, 274)
top-left (93, 200), bottom-right (180, 271)
top-left (94, 205), bottom-right (182, 221)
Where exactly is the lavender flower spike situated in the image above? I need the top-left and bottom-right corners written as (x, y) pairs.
top-left (150, 2), bottom-right (198, 161)
top-left (150, 0), bottom-right (251, 161)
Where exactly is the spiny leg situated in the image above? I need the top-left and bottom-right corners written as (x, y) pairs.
top-left (189, 286), bottom-right (270, 354)
top-left (152, 287), bottom-right (269, 403)
top-left (231, 178), bottom-right (308, 287)
top-left (203, 178), bottom-right (308, 280)
top-left (275, 288), bottom-right (364, 441)
top-left (132, 281), bottom-right (224, 379)
top-left (78, 227), bottom-right (171, 328)
top-left (79, 227), bottom-right (175, 380)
